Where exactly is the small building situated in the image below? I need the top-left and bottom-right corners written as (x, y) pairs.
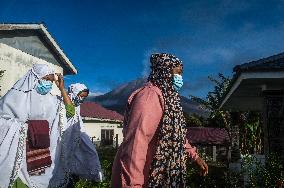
top-left (187, 127), bottom-right (230, 163)
top-left (220, 52), bottom-right (284, 166)
top-left (80, 102), bottom-right (124, 147)
top-left (0, 23), bottom-right (77, 96)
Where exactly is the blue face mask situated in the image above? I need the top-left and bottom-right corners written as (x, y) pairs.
top-left (74, 95), bottom-right (86, 106)
top-left (35, 79), bottom-right (53, 95)
top-left (173, 74), bottom-right (183, 92)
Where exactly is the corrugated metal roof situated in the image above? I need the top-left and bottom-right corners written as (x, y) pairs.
top-left (233, 52), bottom-right (284, 73)
top-left (80, 102), bottom-right (124, 122)
top-left (186, 127), bottom-right (230, 145)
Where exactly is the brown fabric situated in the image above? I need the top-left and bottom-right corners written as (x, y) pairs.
top-left (26, 120), bottom-right (52, 175)
top-left (27, 120), bottom-right (50, 148)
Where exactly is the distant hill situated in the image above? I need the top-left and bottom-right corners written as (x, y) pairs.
top-left (87, 78), bottom-right (209, 117)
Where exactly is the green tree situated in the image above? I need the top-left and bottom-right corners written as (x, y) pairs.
top-left (239, 112), bottom-right (263, 154)
top-left (189, 73), bottom-right (232, 129)
top-left (189, 73), bottom-right (263, 155)
top-left (184, 112), bottom-right (206, 127)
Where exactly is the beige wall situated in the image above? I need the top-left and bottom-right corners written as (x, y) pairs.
top-left (0, 43), bottom-right (63, 96)
top-left (83, 120), bottom-right (123, 146)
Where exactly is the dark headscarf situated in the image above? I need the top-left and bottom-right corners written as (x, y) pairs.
top-left (148, 53), bottom-right (187, 187)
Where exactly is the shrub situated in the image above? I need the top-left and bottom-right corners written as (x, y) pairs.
top-left (241, 154), bottom-right (283, 188)
top-left (75, 147), bottom-right (117, 188)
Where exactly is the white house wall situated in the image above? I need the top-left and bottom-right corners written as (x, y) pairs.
top-left (0, 43), bottom-right (63, 96)
top-left (83, 120), bottom-right (123, 146)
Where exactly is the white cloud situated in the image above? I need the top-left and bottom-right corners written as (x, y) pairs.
top-left (88, 91), bottom-right (104, 97)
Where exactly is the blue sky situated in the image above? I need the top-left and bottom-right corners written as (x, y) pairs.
top-left (2, 0), bottom-right (284, 98)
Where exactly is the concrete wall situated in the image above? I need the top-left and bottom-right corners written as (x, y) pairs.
top-left (0, 43), bottom-right (63, 96)
top-left (83, 119), bottom-right (123, 146)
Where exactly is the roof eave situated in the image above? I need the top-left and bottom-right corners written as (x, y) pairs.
top-left (81, 116), bottom-right (123, 123)
top-left (39, 24), bottom-right (77, 75)
top-left (0, 23), bottom-right (77, 75)
top-left (220, 71), bottom-right (284, 110)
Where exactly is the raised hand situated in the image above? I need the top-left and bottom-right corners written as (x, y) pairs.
top-left (195, 157), bottom-right (208, 176)
top-left (55, 73), bottom-right (65, 91)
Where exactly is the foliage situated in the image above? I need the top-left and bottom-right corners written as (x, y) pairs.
top-left (189, 73), bottom-right (263, 155)
top-left (186, 153), bottom-right (283, 188)
top-left (186, 160), bottom-right (240, 188)
top-left (239, 112), bottom-right (263, 154)
top-left (75, 147), bottom-right (117, 188)
top-left (189, 73), bottom-right (231, 129)
top-left (241, 154), bottom-right (284, 188)
top-left (184, 112), bottom-right (206, 127)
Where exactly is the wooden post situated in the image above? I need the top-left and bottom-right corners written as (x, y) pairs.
top-left (230, 112), bottom-right (241, 162)
top-left (213, 145), bottom-right (217, 162)
top-left (115, 134), bottom-right (118, 149)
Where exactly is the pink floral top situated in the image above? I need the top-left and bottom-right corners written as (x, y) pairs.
top-left (111, 82), bottom-right (199, 188)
